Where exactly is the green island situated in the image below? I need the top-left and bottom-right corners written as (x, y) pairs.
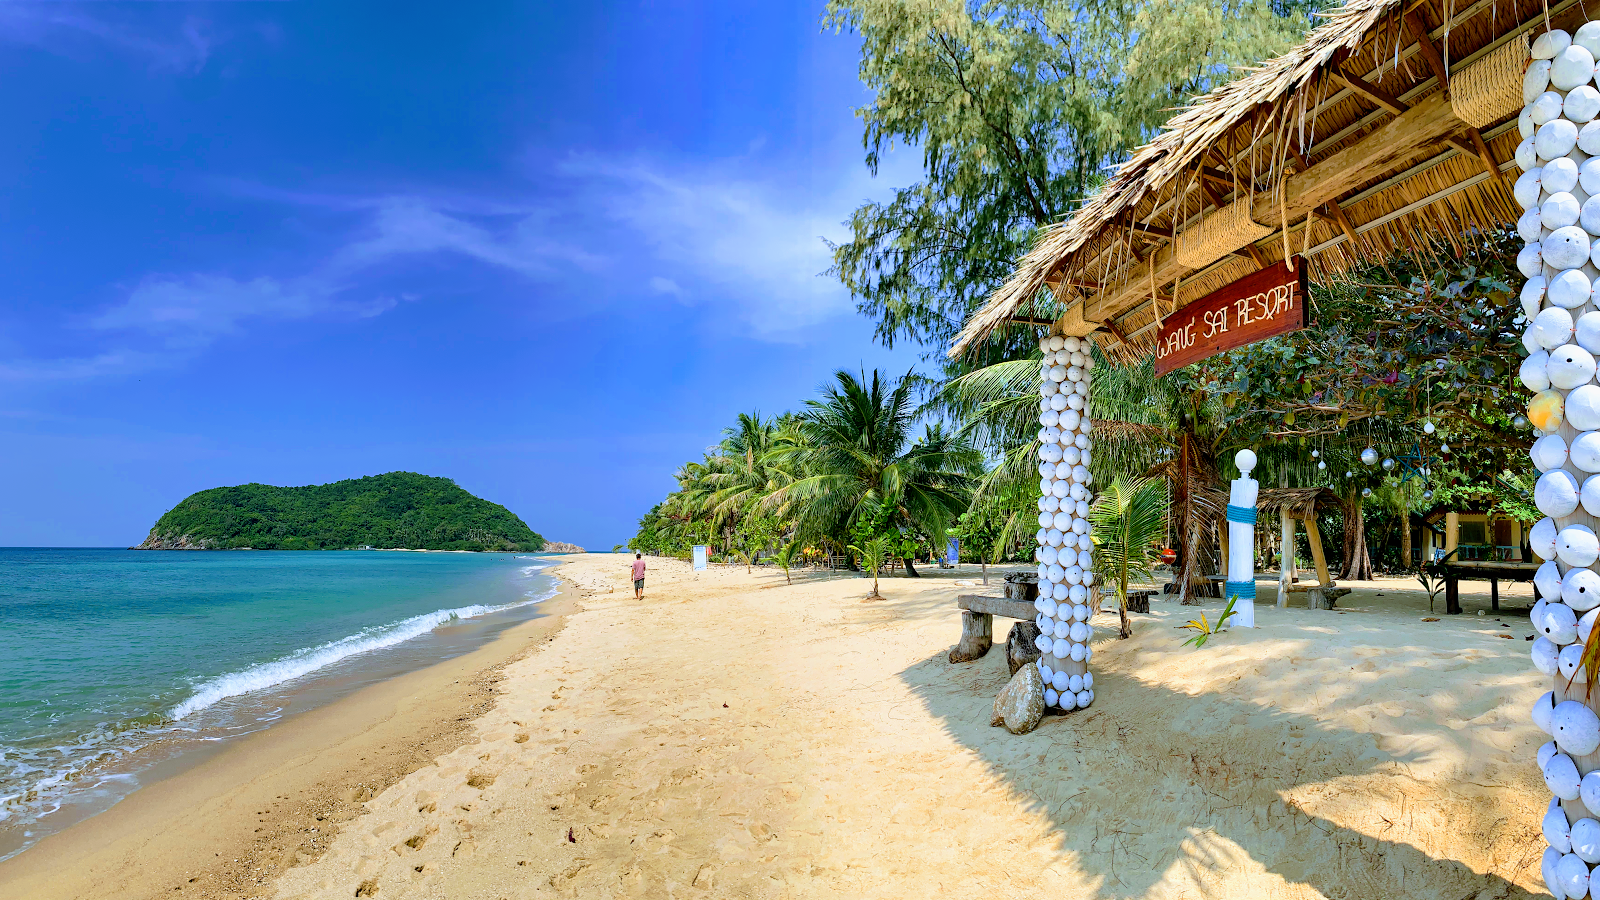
top-left (134, 472), bottom-right (545, 551)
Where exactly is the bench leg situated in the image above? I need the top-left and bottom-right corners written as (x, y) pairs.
top-left (949, 611), bottom-right (993, 663)
top-left (1491, 578), bottom-right (1499, 612)
top-left (1446, 577), bottom-right (1461, 615)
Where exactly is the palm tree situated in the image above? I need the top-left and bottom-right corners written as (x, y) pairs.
top-left (764, 369), bottom-right (981, 574)
top-left (1089, 476), bottom-right (1170, 639)
top-left (848, 534), bottom-right (890, 599)
top-left (773, 541), bottom-right (801, 585)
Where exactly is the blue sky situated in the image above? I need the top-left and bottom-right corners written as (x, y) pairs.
top-left (0, 1), bottom-right (926, 548)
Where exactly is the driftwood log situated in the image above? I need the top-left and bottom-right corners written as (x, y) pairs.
top-left (1006, 621), bottom-right (1042, 675)
top-left (949, 610), bottom-right (993, 663)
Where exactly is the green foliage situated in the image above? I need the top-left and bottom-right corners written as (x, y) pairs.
top-left (1180, 596), bottom-right (1238, 649)
top-left (773, 541), bottom-right (802, 585)
top-left (140, 472), bottom-right (545, 552)
top-left (825, 0), bottom-right (1309, 361)
top-left (1089, 475), bottom-right (1169, 637)
top-left (848, 534), bottom-right (892, 598)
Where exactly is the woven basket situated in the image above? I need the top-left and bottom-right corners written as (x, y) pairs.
top-left (1451, 33), bottom-right (1529, 128)
top-left (1174, 200), bottom-right (1271, 269)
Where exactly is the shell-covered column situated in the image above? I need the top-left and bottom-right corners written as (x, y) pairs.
top-left (1516, 23), bottom-right (1600, 900)
top-left (1032, 332), bottom-right (1095, 711)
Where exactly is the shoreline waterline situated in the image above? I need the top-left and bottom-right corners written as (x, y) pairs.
top-left (0, 561), bottom-right (582, 900)
top-left (0, 549), bottom-right (571, 864)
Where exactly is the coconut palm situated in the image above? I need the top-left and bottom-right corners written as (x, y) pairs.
top-left (1089, 475), bottom-right (1170, 639)
top-left (848, 534), bottom-right (890, 599)
top-left (772, 541), bottom-right (801, 585)
top-left (764, 369), bottom-right (982, 573)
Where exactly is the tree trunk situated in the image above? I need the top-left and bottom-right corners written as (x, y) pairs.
top-left (1339, 491), bottom-right (1374, 580)
top-left (902, 556), bottom-right (920, 577)
top-left (1118, 598), bottom-right (1132, 639)
top-left (1171, 430), bottom-right (1218, 605)
top-left (1400, 515), bottom-right (1412, 572)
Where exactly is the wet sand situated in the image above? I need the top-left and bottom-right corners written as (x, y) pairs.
top-left (0, 575), bottom-right (579, 900)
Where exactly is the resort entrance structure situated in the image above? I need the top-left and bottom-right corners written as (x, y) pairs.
top-left (950, 0), bottom-right (1600, 894)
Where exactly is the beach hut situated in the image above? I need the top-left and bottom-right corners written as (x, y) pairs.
top-left (949, 0), bottom-right (1600, 891)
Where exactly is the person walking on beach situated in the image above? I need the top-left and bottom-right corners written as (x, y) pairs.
top-left (631, 552), bottom-right (646, 600)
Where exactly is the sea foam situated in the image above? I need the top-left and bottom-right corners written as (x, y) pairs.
top-left (169, 584), bottom-right (557, 720)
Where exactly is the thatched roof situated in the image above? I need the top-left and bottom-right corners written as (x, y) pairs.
top-left (953, 0), bottom-right (1574, 363)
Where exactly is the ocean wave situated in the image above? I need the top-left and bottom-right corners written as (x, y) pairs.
top-left (169, 583), bottom-right (558, 721)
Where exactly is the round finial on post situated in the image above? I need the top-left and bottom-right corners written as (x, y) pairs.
top-left (1234, 448), bottom-right (1257, 476)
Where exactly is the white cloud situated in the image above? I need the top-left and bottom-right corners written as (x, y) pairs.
top-left (564, 156), bottom-right (859, 336)
top-left (324, 197), bottom-right (603, 279)
top-left (0, 6), bottom-right (218, 73)
top-left (90, 274), bottom-right (393, 347)
top-left (648, 276), bottom-right (685, 297)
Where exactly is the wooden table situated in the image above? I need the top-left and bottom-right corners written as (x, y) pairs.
top-left (1439, 560), bottom-right (1540, 614)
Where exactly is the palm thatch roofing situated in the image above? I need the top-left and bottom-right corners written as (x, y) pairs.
top-left (952, 0), bottom-right (1577, 364)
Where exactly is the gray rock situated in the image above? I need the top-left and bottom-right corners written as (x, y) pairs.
top-left (995, 665), bottom-right (1045, 735)
top-left (1006, 621), bottom-right (1042, 675)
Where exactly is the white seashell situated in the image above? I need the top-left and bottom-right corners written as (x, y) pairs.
top-left (1050, 637), bottom-right (1069, 658)
top-left (1548, 192), bottom-right (1585, 228)
top-left (1048, 364), bottom-right (1067, 383)
top-left (1074, 689), bottom-right (1091, 709)
top-left (1551, 269), bottom-right (1594, 309)
top-left (1067, 673), bottom-right (1083, 693)
top-left (1547, 750), bottom-right (1583, 799)
top-left (1038, 546), bottom-right (1059, 566)
top-left (1555, 45), bottom-right (1599, 90)
top-left (1585, 473), bottom-right (1600, 517)
top-left (1534, 432), bottom-right (1570, 472)
top-left (1585, 197), bottom-right (1600, 236)
top-left (1068, 642), bottom-right (1086, 662)
top-left (1059, 408), bottom-right (1080, 429)
top-left (1520, 207), bottom-right (1547, 241)
top-left (1039, 443), bottom-right (1062, 464)
top-left (1068, 584), bottom-right (1087, 604)
top-left (1544, 601), bottom-right (1580, 643)
top-left (1549, 157), bottom-right (1582, 193)
top-left (1034, 633), bottom-right (1052, 653)
top-left (1549, 800), bottom-right (1575, 854)
top-left (1537, 307), bottom-right (1578, 349)
top-left (1047, 335), bottom-right (1065, 352)
top-left (1551, 344), bottom-right (1598, 386)
top-left (1049, 392), bottom-right (1068, 411)
top-left (1066, 393), bottom-right (1085, 410)
top-left (1570, 384), bottom-right (1600, 429)
top-left (1043, 687), bottom-right (1059, 708)
top-left (1572, 85), bottom-right (1600, 123)
top-left (1037, 510), bottom-right (1053, 529)
top-left (1536, 29), bottom-right (1574, 60)
top-left (1520, 136), bottom-right (1541, 172)
top-left (1529, 59), bottom-right (1557, 103)
top-left (1536, 636), bottom-right (1562, 675)
top-left (1579, 21), bottom-right (1600, 57)
top-left (1060, 335), bottom-right (1077, 352)
top-left (1538, 469), bottom-right (1582, 517)
top-left (1578, 313), bottom-right (1600, 355)
top-left (1541, 118), bottom-right (1583, 160)
top-left (1525, 351), bottom-right (1556, 394)
top-left (1520, 168), bottom-right (1547, 208)
top-left (1524, 106), bottom-right (1539, 141)
top-left (1563, 523), bottom-right (1600, 569)
top-left (1537, 91), bottom-right (1570, 126)
top-left (1051, 581), bottom-right (1069, 601)
top-left (1577, 433), bottom-right (1600, 474)
top-left (1039, 408), bottom-right (1059, 427)
top-left (1574, 817), bottom-right (1600, 864)
top-left (1541, 558), bottom-right (1569, 597)
top-left (1050, 479), bottom-right (1069, 499)
top-left (1524, 277), bottom-right (1550, 318)
top-left (1068, 621), bottom-right (1089, 642)
top-left (1527, 328), bottom-right (1544, 353)
top-left (1521, 241), bottom-right (1546, 278)
top-left (1544, 846), bottom-right (1563, 900)
top-left (1557, 851), bottom-right (1591, 898)
top-left (1535, 517), bottom-right (1562, 560)
top-left (1584, 159), bottom-right (1600, 197)
top-left (1538, 690), bottom-right (1561, 733)
top-left (1061, 446), bottom-right (1081, 467)
top-left (1561, 641), bottom-right (1593, 679)
top-left (1583, 121), bottom-right (1600, 156)
top-left (1545, 226), bottom-right (1592, 269)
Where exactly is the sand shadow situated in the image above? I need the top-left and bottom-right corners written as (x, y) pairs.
top-left (900, 621), bottom-right (1540, 900)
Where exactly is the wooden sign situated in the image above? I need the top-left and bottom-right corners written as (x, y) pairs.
top-left (1153, 260), bottom-right (1307, 375)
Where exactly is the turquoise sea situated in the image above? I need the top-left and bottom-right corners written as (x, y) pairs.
top-left (0, 548), bottom-right (559, 860)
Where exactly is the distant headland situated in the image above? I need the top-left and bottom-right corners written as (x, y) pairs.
top-left (133, 472), bottom-right (548, 552)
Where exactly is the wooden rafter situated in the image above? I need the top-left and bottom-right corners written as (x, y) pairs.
top-left (1331, 65), bottom-right (1410, 116)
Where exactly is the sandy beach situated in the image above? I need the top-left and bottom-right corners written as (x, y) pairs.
top-left (0, 553), bottom-right (1553, 899)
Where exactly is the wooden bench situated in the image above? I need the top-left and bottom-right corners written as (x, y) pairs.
top-left (950, 594), bottom-right (1035, 663)
top-left (1438, 560), bottom-right (1539, 614)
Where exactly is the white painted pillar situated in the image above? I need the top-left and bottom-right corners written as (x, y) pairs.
top-left (1517, 23), bottom-right (1600, 899)
top-left (1030, 332), bottom-right (1095, 711)
top-left (1225, 449), bottom-right (1259, 627)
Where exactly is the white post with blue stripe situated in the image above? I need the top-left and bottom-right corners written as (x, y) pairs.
top-left (1225, 449), bottom-right (1258, 627)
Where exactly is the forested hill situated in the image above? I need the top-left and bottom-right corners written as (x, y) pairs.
top-left (134, 472), bottom-right (546, 551)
